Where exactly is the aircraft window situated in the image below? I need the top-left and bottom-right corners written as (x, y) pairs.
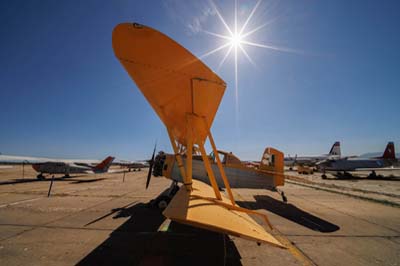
top-left (219, 152), bottom-right (227, 164)
top-left (209, 151), bottom-right (225, 164)
top-left (210, 151), bottom-right (215, 163)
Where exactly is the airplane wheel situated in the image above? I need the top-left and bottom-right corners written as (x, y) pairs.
top-left (367, 171), bottom-right (377, 179)
top-left (37, 174), bottom-right (45, 180)
top-left (156, 196), bottom-right (170, 210)
top-left (281, 192), bottom-right (287, 203)
top-left (321, 174), bottom-right (327, 179)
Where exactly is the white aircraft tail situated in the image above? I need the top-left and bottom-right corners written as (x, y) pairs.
top-left (329, 141), bottom-right (341, 156)
top-left (380, 142), bottom-right (396, 160)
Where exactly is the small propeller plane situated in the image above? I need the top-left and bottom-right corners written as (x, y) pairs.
top-left (113, 22), bottom-right (285, 247)
top-left (32, 156), bottom-right (115, 179)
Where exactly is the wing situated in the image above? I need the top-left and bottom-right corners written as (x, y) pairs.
top-left (112, 23), bottom-right (226, 144)
top-left (163, 180), bottom-right (285, 248)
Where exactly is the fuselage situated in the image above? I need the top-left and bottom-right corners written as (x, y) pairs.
top-left (158, 149), bottom-right (285, 190)
top-left (32, 162), bottom-right (92, 175)
top-left (170, 159), bottom-right (279, 189)
top-left (317, 158), bottom-right (393, 171)
top-left (284, 155), bottom-right (340, 167)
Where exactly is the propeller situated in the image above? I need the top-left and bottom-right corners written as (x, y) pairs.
top-left (146, 142), bottom-right (157, 189)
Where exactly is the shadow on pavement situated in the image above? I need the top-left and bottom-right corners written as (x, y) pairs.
top-left (77, 202), bottom-right (242, 266)
top-left (238, 195), bottom-right (340, 233)
top-left (331, 172), bottom-right (400, 181)
top-left (70, 178), bottom-right (106, 184)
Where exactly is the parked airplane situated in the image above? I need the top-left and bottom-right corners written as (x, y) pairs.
top-left (113, 22), bottom-right (284, 247)
top-left (284, 141), bottom-right (341, 168)
top-left (316, 142), bottom-right (398, 178)
top-left (32, 156), bottom-right (115, 179)
top-left (116, 160), bottom-right (149, 171)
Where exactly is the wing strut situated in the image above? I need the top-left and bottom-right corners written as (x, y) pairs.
top-left (198, 138), bottom-right (222, 200)
top-left (204, 118), bottom-right (235, 205)
top-left (167, 129), bottom-right (190, 190)
top-left (167, 111), bottom-right (238, 204)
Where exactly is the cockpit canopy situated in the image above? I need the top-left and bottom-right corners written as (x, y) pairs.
top-left (209, 150), bottom-right (242, 165)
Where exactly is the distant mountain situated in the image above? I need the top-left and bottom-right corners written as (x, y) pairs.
top-left (359, 152), bottom-right (400, 158)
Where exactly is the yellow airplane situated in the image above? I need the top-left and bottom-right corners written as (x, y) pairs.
top-left (112, 22), bottom-right (285, 248)
top-left (151, 147), bottom-right (286, 201)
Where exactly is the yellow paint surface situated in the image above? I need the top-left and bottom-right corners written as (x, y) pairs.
top-left (112, 23), bottom-right (226, 145)
top-left (163, 180), bottom-right (285, 248)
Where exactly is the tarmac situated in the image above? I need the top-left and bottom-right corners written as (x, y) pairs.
top-left (0, 166), bottom-right (399, 266)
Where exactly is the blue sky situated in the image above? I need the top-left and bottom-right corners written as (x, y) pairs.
top-left (0, 0), bottom-right (399, 160)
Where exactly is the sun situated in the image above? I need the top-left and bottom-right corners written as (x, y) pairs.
top-left (229, 33), bottom-right (242, 48)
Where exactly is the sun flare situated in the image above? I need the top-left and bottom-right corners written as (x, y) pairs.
top-left (199, 0), bottom-right (298, 126)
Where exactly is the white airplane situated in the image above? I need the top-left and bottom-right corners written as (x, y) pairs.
top-left (316, 142), bottom-right (399, 177)
top-left (115, 159), bottom-right (149, 171)
top-left (32, 156), bottom-right (115, 179)
top-left (284, 141), bottom-right (341, 168)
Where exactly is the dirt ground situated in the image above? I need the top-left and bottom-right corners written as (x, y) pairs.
top-left (0, 165), bottom-right (399, 265)
top-left (285, 168), bottom-right (400, 206)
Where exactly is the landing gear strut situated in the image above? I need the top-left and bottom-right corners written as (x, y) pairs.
top-left (321, 169), bottom-right (327, 179)
top-left (275, 188), bottom-right (287, 203)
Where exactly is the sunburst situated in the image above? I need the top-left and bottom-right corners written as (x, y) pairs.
top-left (200, 0), bottom-right (297, 118)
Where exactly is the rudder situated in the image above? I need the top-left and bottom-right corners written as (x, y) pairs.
top-left (93, 156), bottom-right (115, 172)
top-left (381, 142), bottom-right (395, 159)
top-left (329, 141), bottom-right (341, 156)
top-left (259, 147), bottom-right (284, 187)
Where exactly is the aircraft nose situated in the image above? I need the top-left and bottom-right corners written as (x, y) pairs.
top-left (32, 164), bottom-right (39, 171)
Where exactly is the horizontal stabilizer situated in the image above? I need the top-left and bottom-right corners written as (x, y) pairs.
top-left (163, 180), bottom-right (285, 248)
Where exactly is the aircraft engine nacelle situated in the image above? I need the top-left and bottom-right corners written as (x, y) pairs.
top-left (259, 147), bottom-right (284, 187)
top-left (161, 154), bottom-right (176, 180)
top-left (153, 152), bottom-right (179, 182)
